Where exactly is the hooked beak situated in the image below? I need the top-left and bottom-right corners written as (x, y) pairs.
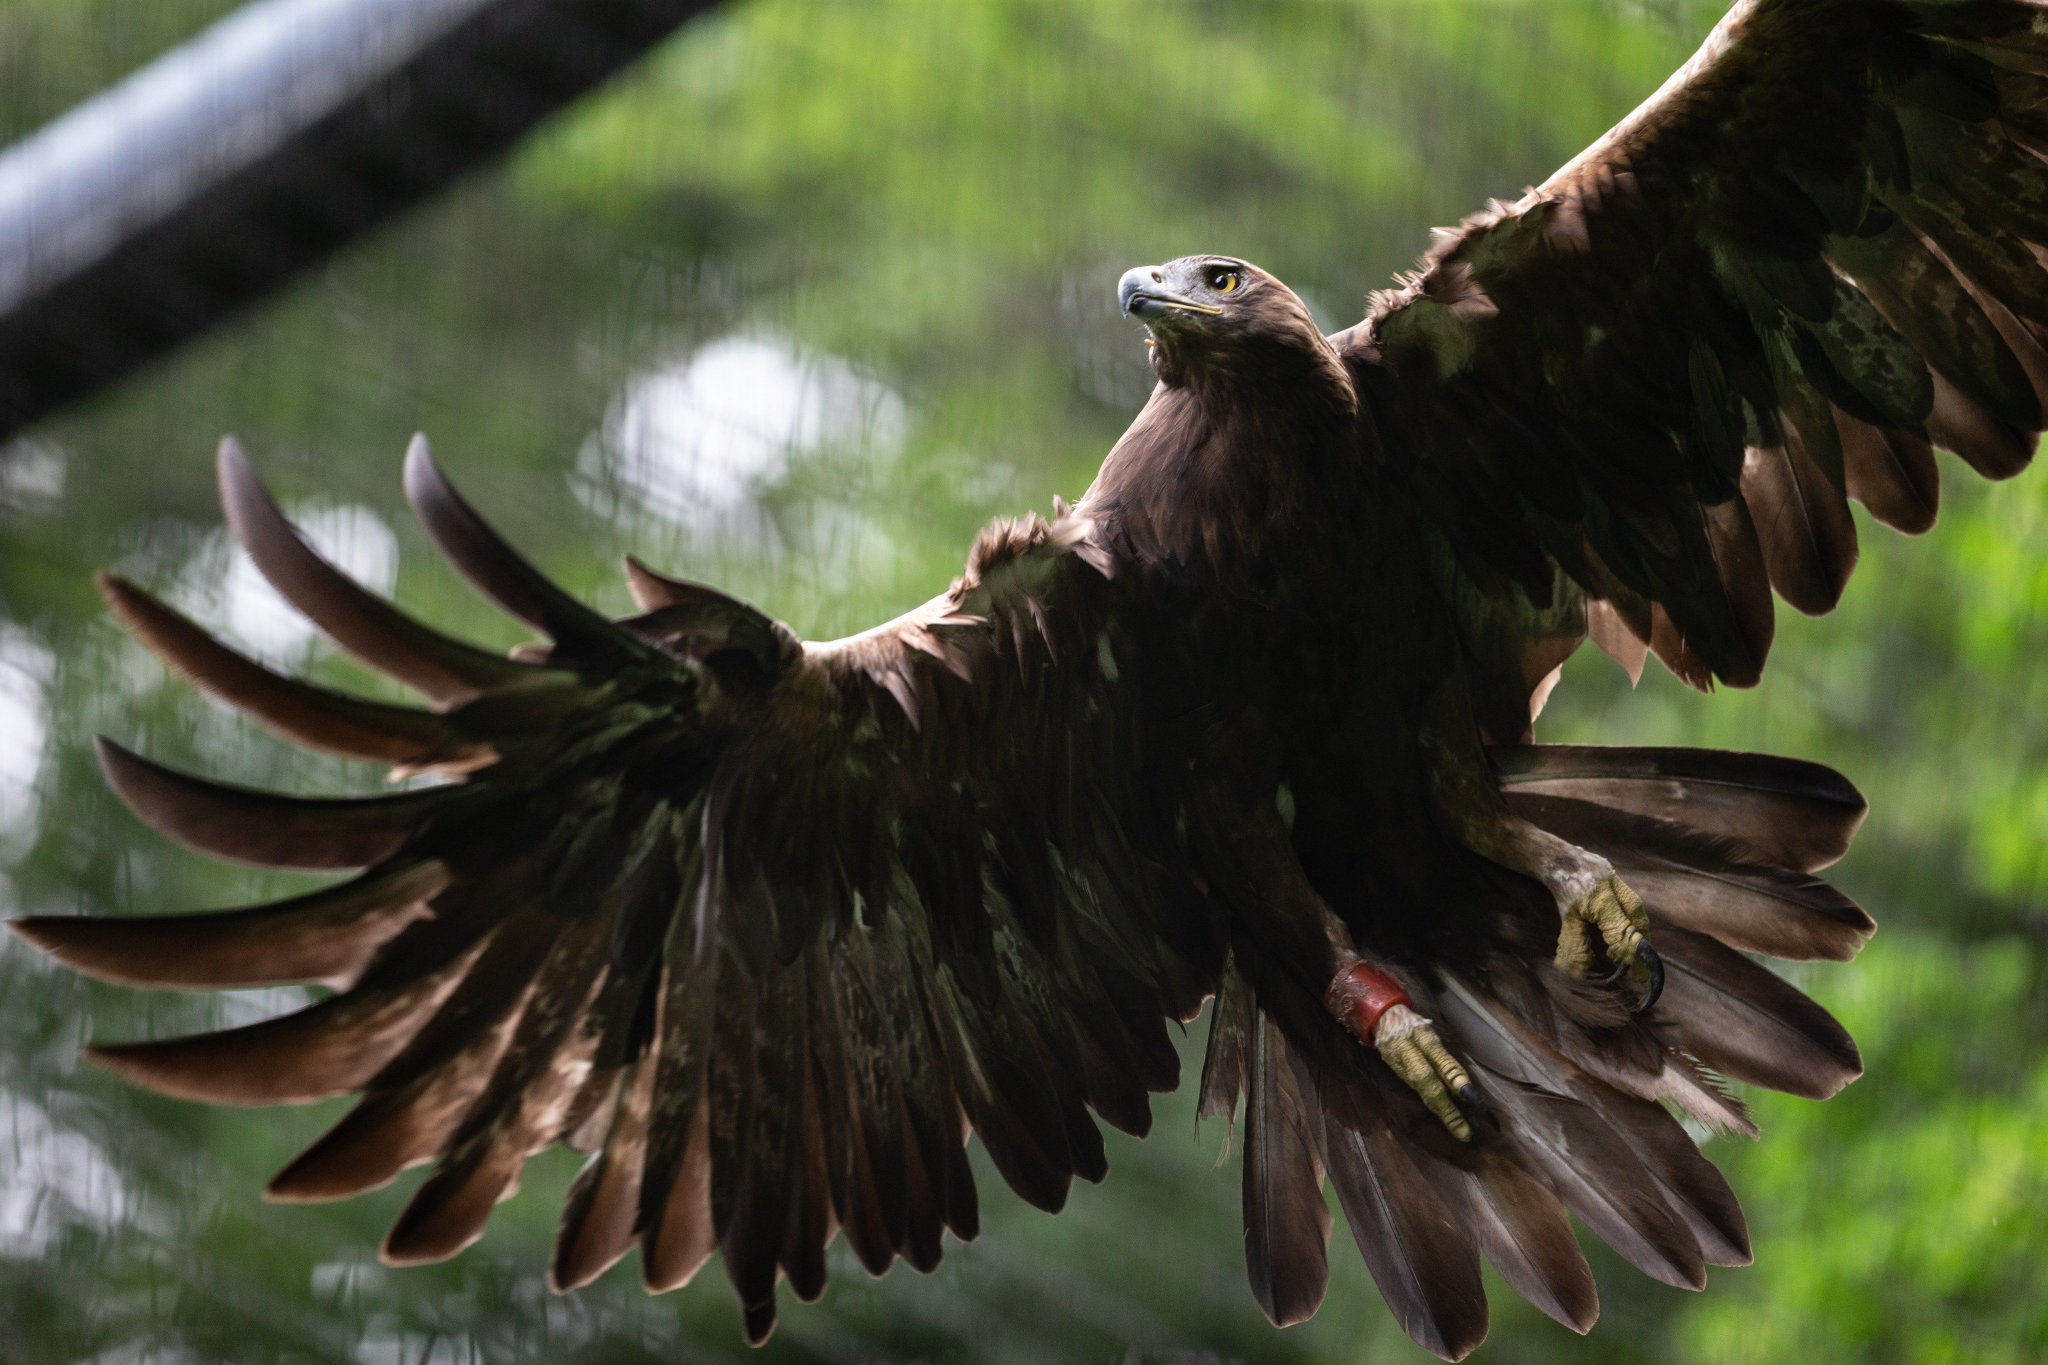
top-left (1118, 265), bottom-right (1223, 320)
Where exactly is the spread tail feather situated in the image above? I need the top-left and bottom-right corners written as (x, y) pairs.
top-left (1196, 740), bottom-right (1869, 1355)
top-left (1243, 1013), bottom-right (1331, 1327)
top-left (1493, 743), bottom-right (1867, 873)
top-left (1497, 744), bottom-right (1867, 1104)
top-left (1511, 793), bottom-right (1875, 963)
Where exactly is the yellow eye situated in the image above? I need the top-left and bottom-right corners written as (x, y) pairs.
top-left (1211, 270), bottom-right (1240, 294)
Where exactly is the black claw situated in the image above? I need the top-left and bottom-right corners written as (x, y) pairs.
top-left (1453, 1078), bottom-right (1500, 1135)
top-left (1596, 942), bottom-right (1665, 1012)
top-left (1635, 942), bottom-right (1665, 1012)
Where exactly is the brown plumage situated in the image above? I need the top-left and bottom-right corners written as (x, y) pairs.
top-left (16, 1), bottom-right (2048, 1357)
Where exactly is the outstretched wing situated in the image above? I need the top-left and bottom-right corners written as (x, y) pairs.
top-left (1344, 0), bottom-right (2048, 731)
top-left (13, 437), bottom-right (1218, 1342)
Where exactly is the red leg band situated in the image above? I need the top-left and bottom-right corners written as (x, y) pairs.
top-left (1325, 959), bottom-right (1412, 1043)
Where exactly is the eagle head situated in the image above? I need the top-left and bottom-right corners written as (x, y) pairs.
top-left (1117, 256), bottom-right (1347, 404)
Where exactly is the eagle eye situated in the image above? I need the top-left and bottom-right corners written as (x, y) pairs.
top-left (1210, 269), bottom-right (1241, 295)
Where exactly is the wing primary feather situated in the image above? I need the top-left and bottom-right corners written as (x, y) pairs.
top-left (622, 555), bottom-right (730, 613)
top-left (9, 859), bottom-right (447, 990)
top-left (215, 438), bottom-right (543, 700)
top-left (97, 574), bottom-right (487, 769)
top-left (85, 937), bottom-right (488, 1106)
top-left (402, 436), bottom-right (649, 657)
top-left (95, 737), bottom-right (454, 870)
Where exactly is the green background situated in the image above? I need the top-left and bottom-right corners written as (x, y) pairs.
top-left (1, 2), bottom-right (2043, 1361)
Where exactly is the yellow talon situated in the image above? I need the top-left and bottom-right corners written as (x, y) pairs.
top-left (1556, 873), bottom-right (1663, 1009)
top-left (1375, 1005), bottom-right (1489, 1142)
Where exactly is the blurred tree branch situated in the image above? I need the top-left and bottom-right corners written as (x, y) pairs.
top-left (0, 0), bottom-right (723, 443)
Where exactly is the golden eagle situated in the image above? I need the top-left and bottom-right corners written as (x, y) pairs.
top-left (16, 1), bottom-right (2048, 1357)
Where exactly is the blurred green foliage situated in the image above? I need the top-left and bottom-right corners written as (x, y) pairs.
top-left (0, 2), bottom-right (2043, 1362)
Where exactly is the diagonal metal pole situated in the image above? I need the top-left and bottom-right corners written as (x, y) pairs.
top-left (0, 0), bottom-right (723, 442)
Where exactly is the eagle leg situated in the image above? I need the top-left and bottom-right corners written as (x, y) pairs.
top-left (1325, 955), bottom-right (1494, 1142)
top-left (1480, 832), bottom-right (1665, 1012)
top-left (1420, 684), bottom-right (1664, 1011)
top-left (1186, 761), bottom-right (1493, 1143)
top-left (1433, 777), bottom-right (1666, 1011)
